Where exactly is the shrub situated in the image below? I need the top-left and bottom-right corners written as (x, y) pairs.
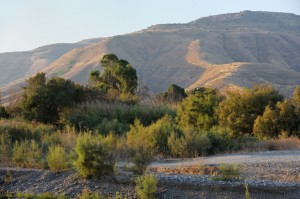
top-left (0, 130), bottom-right (12, 165)
top-left (135, 173), bottom-right (157, 199)
top-left (73, 134), bottom-right (114, 178)
top-left (147, 115), bottom-right (181, 155)
top-left (47, 145), bottom-right (69, 172)
top-left (0, 118), bottom-right (56, 143)
top-left (77, 189), bottom-right (104, 199)
top-left (101, 133), bottom-right (126, 160)
top-left (214, 164), bottom-right (242, 181)
top-left (168, 128), bottom-right (211, 157)
top-left (126, 120), bottom-right (154, 174)
top-left (12, 140), bottom-right (43, 168)
top-left (60, 101), bottom-right (176, 135)
top-left (16, 192), bottom-right (35, 199)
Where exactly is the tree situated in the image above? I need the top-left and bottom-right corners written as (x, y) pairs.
top-left (177, 87), bottom-right (223, 131)
top-left (293, 86), bottom-right (300, 105)
top-left (218, 85), bottom-right (283, 137)
top-left (0, 106), bottom-right (9, 118)
top-left (21, 73), bottom-right (86, 123)
top-left (253, 105), bottom-right (279, 139)
top-left (90, 54), bottom-right (138, 95)
top-left (21, 73), bottom-right (48, 122)
top-left (253, 99), bottom-right (300, 139)
top-left (159, 84), bottom-right (187, 103)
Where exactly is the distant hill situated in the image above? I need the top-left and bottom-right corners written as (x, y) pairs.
top-left (0, 11), bottom-right (300, 101)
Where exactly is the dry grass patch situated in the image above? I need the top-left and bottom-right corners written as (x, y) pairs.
top-left (150, 164), bottom-right (219, 176)
top-left (241, 137), bottom-right (300, 152)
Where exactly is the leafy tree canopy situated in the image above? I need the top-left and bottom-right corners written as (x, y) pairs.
top-left (177, 87), bottom-right (223, 131)
top-left (21, 73), bottom-right (85, 123)
top-left (159, 84), bottom-right (187, 103)
top-left (217, 84), bottom-right (283, 137)
top-left (90, 54), bottom-right (138, 95)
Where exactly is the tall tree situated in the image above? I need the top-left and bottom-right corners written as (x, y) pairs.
top-left (90, 54), bottom-right (138, 95)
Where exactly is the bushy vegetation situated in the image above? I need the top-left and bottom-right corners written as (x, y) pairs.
top-left (47, 145), bottom-right (69, 172)
top-left (135, 173), bottom-right (157, 199)
top-left (213, 164), bottom-right (242, 181)
top-left (73, 133), bottom-right (115, 178)
top-left (61, 102), bottom-right (176, 135)
top-left (1, 53), bottom-right (300, 187)
top-left (12, 140), bottom-right (43, 168)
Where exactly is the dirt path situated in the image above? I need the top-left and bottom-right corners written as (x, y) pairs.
top-left (151, 150), bottom-right (300, 167)
top-left (1, 150), bottom-right (300, 198)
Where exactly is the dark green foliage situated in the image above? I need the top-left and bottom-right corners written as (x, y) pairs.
top-left (61, 101), bottom-right (176, 135)
top-left (159, 84), bottom-right (187, 103)
top-left (91, 54), bottom-right (138, 95)
top-left (0, 105), bottom-right (9, 118)
top-left (253, 99), bottom-right (300, 139)
top-left (0, 118), bottom-right (56, 143)
top-left (21, 73), bottom-right (86, 123)
top-left (73, 134), bottom-right (114, 178)
top-left (177, 87), bottom-right (223, 131)
top-left (218, 85), bottom-right (283, 137)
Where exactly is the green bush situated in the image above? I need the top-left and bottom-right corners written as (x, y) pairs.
top-left (12, 140), bottom-right (43, 168)
top-left (126, 120), bottom-right (154, 174)
top-left (60, 101), bottom-right (176, 135)
top-left (0, 118), bottom-right (56, 143)
top-left (73, 133), bottom-right (115, 178)
top-left (16, 192), bottom-right (35, 199)
top-left (214, 164), bottom-right (242, 181)
top-left (135, 173), bottom-right (157, 199)
top-left (168, 128), bottom-right (211, 157)
top-left (0, 130), bottom-right (12, 165)
top-left (0, 105), bottom-right (9, 118)
top-left (77, 190), bottom-right (104, 199)
top-left (47, 145), bottom-right (69, 172)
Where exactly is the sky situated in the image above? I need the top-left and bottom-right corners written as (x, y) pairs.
top-left (0, 0), bottom-right (299, 53)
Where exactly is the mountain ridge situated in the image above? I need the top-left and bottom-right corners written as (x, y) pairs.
top-left (0, 11), bottom-right (299, 101)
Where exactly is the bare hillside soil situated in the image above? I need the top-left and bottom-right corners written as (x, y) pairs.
top-left (1, 150), bottom-right (300, 199)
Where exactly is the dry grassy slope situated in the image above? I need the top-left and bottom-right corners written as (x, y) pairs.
top-left (0, 42), bottom-right (92, 86)
top-left (0, 11), bottom-right (300, 98)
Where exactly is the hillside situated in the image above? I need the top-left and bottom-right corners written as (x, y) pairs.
top-left (0, 11), bottom-right (300, 100)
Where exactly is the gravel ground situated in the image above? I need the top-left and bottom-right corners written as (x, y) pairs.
top-left (1, 150), bottom-right (300, 198)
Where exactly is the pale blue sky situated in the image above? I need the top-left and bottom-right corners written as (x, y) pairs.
top-left (0, 0), bottom-right (299, 53)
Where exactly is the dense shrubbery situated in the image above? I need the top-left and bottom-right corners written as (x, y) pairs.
top-left (47, 145), bottom-right (69, 172)
top-left (135, 173), bottom-right (157, 199)
top-left (73, 134), bottom-right (115, 178)
top-left (12, 140), bottom-right (43, 168)
top-left (1, 52), bottom-right (300, 185)
top-left (61, 102), bottom-right (176, 135)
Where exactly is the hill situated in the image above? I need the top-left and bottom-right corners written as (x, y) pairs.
top-left (0, 11), bottom-right (299, 101)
